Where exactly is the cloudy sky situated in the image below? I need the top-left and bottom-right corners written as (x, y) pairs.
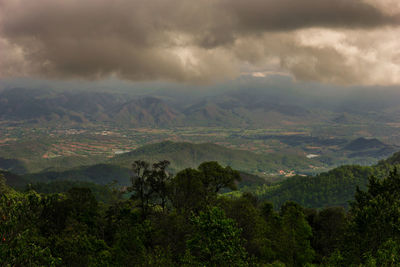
top-left (1, 0), bottom-right (400, 86)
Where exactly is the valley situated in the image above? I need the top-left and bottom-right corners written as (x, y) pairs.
top-left (2, 87), bottom-right (400, 191)
top-left (2, 123), bottom-right (399, 176)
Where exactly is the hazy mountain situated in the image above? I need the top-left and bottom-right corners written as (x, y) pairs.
top-left (182, 91), bottom-right (317, 127)
top-left (109, 96), bottom-right (184, 126)
top-left (3, 86), bottom-right (400, 128)
top-left (343, 137), bottom-right (398, 158)
top-left (344, 138), bottom-right (387, 151)
top-left (0, 88), bottom-right (119, 123)
top-left (0, 87), bottom-right (326, 127)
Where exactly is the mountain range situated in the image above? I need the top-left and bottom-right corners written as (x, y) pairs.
top-left (0, 87), bottom-right (335, 127)
top-left (3, 85), bottom-right (400, 128)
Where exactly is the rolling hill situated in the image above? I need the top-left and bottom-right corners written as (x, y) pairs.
top-left (110, 141), bottom-right (321, 175)
top-left (248, 151), bottom-right (400, 209)
top-left (343, 137), bottom-right (398, 158)
top-left (4, 142), bottom-right (400, 211)
top-left (6, 141), bottom-right (320, 188)
top-left (23, 164), bottom-right (132, 185)
top-left (0, 157), bottom-right (27, 174)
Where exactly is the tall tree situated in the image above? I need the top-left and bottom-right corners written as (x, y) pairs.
top-left (184, 207), bottom-right (248, 266)
top-left (278, 202), bottom-right (315, 266)
top-left (198, 161), bottom-right (241, 195)
top-left (149, 160), bottom-right (172, 213)
top-left (0, 174), bottom-right (9, 194)
top-left (343, 168), bottom-right (400, 264)
top-left (169, 168), bottom-right (206, 213)
top-left (308, 207), bottom-right (347, 262)
top-left (128, 160), bottom-right (153, 219)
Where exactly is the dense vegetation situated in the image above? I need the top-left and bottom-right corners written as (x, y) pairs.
top-left (24, 164), bottom-right (132, 185)
top-left (250, 165), bottom-right (377, 209)
top-left (111, 141), bottom-right (322, 175)
top-left (0, 140), bottom-right (324, 179)
top-left (242, 152), bottom-right (400, 209)
top-left (2, 159), bottom-right (400, 266)
top-left (27, 180), bottom-right (121, 204)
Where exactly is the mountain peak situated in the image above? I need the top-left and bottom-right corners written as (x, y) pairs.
top-left (344, 137), bottom-right (386, 151)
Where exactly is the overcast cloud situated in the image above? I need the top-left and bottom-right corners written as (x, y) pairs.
top-left (0, 0), bottom-right (399, 85)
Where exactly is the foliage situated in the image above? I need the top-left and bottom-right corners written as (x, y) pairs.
top-left (252, 165), bottom-right (381, 209)
top-left (24, 164), bottom-right (131, 186)
top-left (183, 207), bottom-right (248, 266)
top-left (2, 159), bottom-right (400, 266)
top-left (342, 168), bottom-right (400, 264)
top-left (0, 190), bottom-right (61, 265)
top-left (278, 202), bottom-right (315, 266)
top-left (28, 180), bottom-right (121, 203)
top-left (113, 141), bottom-right (322, 175)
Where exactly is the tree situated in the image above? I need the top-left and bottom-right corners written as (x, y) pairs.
top-left (66, 187), bottom-right (99, 229)
top-left (170, 162), bottom-right (241, 214)
top-left (221, 194), bottom-right (274, 263)
top-left (0, 191), bottom-right (60, 266)
top-left (149, 160), bottom-right (172, 213)
top-left (364, 239), bottom-right (400, 266)
top-left (128, 160), bottom-right (153, 219)
top-left (278, 202), bottom-right (314, 266)
top-left (308, 207), bottom-right (347, 262)
top-left (198, 161), bottom-right (241, 194)
top-left (128, 160), bottom-right (174, 218)
top-left (343, 169), bottom-right (400, 264)
top-left (170, 168), bottom-right (206, 213)
top-left (184, 207), bottom-right (248, 266)
top-left (0, 173), bottom-right (9, 194)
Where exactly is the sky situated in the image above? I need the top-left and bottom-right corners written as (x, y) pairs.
top-left (1, 0), bottom-right (400, 87)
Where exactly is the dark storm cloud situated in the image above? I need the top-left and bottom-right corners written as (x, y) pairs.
top-left (225, 0), bottom-right (398, 31)
top-left (0, 0), bottom-right (399, 84)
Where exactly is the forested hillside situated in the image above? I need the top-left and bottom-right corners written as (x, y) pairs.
top-left (244, 152), bottom-right (400, 209)
top-left (111, 141), bottom-right (321, 175)
top-left (24, 164), bottom-right (132, 185)
top-left (252, 165), bottom-right (376, 208)
top-left (2, 160), bottom-right (400, 266)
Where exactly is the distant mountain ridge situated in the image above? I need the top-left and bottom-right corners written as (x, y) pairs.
top-left (343, 137), bottom-right (397, 158)
top-left (0, 88), bottom-right (323, 127)
top-left (344, 137), bottom-right (387, 151)
top-left (4, 84), bottom-right (400, 128)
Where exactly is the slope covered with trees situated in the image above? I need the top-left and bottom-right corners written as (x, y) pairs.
top-left (2, 160), bottom-right (400, 266)
top-left (24, 164), bottom-right (132, 185)
top-left (252, 165), bottom-right (377, 209)
top-left (240, 152), bottom-right (400, 209)
top-left (111, 141), bottom-right (321, 175)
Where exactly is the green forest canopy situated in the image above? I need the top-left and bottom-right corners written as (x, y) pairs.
top-left (2, 159), bottom-right (400, 265)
